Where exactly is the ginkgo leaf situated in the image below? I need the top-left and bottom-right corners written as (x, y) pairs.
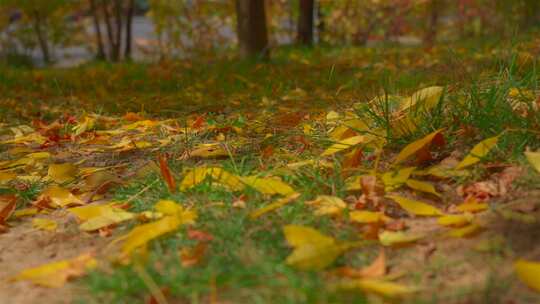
top-left (386, 195), bottom-right (443, 216)
top-left (456, 136), bottom-right (499, 170)
top-left (393, 129), bottom-right (444, 165)
top-left (525, 151), bottom-right (540, 173)
top-left (381, 167), bottom-right (416, 191)
top-left (378, 231), bottom-right (424, 246)
top-left (47, 163), bottom-right (79, 183)
top-left (405, 179), bottom-right (441, 197)
top-left (514, 259), bottom-right (540, 292)
top-left (350, 211), bottom-right (391, 224)
top-left (305, 195), bottom-right (347, 216)
top-left (249, 193), bottom-right (300, 219)
top-left (32, 218), bottom-right (58, 231)
top-left (321, 136), bottom-right (365, 157)
top-left (12, 253), bottom-right (97, 288)
top-left (241, 176), bottom-right (295, 195)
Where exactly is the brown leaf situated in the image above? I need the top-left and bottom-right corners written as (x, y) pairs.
top-left (187, 229), bottom-right (214, 242)
top-left (0, 194), bottom-right (17, 224)
top-left (158, 154), bottom-right (176, 193)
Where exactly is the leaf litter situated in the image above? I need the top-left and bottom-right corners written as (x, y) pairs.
top-left (0, 72), bottom-right (539, 303)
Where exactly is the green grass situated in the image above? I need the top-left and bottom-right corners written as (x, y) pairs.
top-left (1, 35), bottom-right (540, 303)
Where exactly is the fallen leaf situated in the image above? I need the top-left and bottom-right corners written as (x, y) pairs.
top-left (378, 231), bottom-right (423, 246)
top-left (514, 259), bottom-right (540, 292)
top-left (32, 218), bottom-right (58, 231)
top-left (350, 211), bottom-right (391, 224)
top-left (405, 179), bottom-right (441, 197)
top-left (158, 154), bottom-right (176, 193)
top-left (386, 195), bottom-right (443, 216)
top-left (305, 195), bottom-right (347, 216)
top-left (446, 224), bottom-right (482, 238)
top-left (337, 278), bottom-right (418, 298)
top-left (321, 136), bottom-right (365, 157)
top-left (455, 136), bottom-right (499, 170)
top-left (47, 163), bottom-right (79, 183)
top-left (381, 167), bottom-right (415, 192)
top-left (241, 176), bottom-right (295, 195)
top-left (283, 225), bottom-right (355, 271)
top-left (12, 253), bottom-right (96, 287)
top-left (120, 216), bottom-right (182, 258)
top-left (525, 151), bottom-right (540, 173)
top-left (188, 143), bottom-right (228, 158)
top-left (249, 193), bottom-right (300, 219)
top-left (0, 194), bottom-right (17, 224)
top-left (393, 129), bottom-right (444, 165)
top-left (179, 167), bottom-right (244, 191)
top-left (437, 213), bottom-right (473, 227)
top-left (37, 186), bottom-right (84, 208)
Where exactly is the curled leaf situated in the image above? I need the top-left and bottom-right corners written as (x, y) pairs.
top-left (456, 136), bottom-right (499, 170)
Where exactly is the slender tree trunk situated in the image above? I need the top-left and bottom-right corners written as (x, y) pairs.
top-left (297, 0), bottom-right (314, 45)
top-left (125, 0), bottom-right (135, 60)
top-left (32, 10), bottom-right (50, 64)
top-left (316, 2), bottom-right (325, 44)
top-left (424, 0), bottom-right (440, 46)
top-left (102, 1), bottom-right (116, 59)
top-left (112, 0), bottom-right (123, 62)
top-left (90, 0), bottom-right (106, 60)
top-left (235, 0), bottom-right (269, 59)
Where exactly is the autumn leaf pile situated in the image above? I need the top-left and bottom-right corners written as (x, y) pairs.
top-left (1, 82), bottom-right (540, 302)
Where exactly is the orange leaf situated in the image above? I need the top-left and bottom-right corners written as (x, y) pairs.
top-left (158, 154), bottom-right (176, 193)
top-left (0, 195), bottom-right (17, 224)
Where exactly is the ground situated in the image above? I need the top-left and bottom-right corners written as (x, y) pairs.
top-left (1, 37), bottom-right (540, 304)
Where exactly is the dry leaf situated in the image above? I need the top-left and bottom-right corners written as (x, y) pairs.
top-left (249, 193), bottom-right (300, 219)
top-left (514, 259), bottom-right (540, 292)
top-left (32, 218), bottom-right (58, 231)
top-left (47, 163), bottom-right (79, 183)
top-left (306, 195), bottom-right (347, 216)
top-left (525, 151), bottom-right (540, 173)
top-left (158, 154), bottom-right (176, 193)
top-left (378, 231), bottom-right (424, 246)
top-left (321, 136), bottom-right (365, 157)
top-left (386, 195), bottom-right (443, 216)
top-left (456, 136), bottom-right (499, 170)
top-left (393, 129), bottom-right (444, 165)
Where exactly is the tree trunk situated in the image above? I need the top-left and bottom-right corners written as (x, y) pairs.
top-left (32, 10), bottom-right (50, 64)
top-left (102, 1), bottom-right (116, 60)
top-left (90, 0), bottom-right (106, 60)
top-left (424, 0), bottom-right (440, 46)
top-left (112, 0), bottom-right (123, 62)
top-left (297, 0), bottom-right (314, 45)
top-left (235, 0), bottom-right (269, 59)
top-left (125, 0), bottom-right (135, 60)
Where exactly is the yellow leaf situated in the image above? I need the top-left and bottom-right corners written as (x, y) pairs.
top-left (386, 195), bottom-right (443, 216)
top-left (321, 136), bottom-right (365, 157)
top-left (446, 224), bottom-right (482, 238)
top-left (189, 143), bottom-right (228, 158)
top-left (525, 151), bottom-right (540, 173)
top-left (437, 213), bottom-right (473, 227)
top-left (154, 200), bottom-right (197, 223)
top-left (456, 136), bottom-right (499, 170)
top-left (405, 179), bottom-right (441, 197)
top-left (400, 86), bottom-right (444, 113)
top-left (78, 209), bottom-right (135, 232)
top-left (72, 116), bottom-right (95, 136)
top-left (40, 186), bottom-right (84, 207)
top-left (381, 167), bottom-right (416, 192)
top-left (337, 278), bottom-right (418, 298)
top-left (379, 231), bottom-right (424, 246)
top-left (283, 225), bottom-right (346, 271)
top-left (0, 171), bottom-right (16, 184)
top-left (47, 163), bottom-right (79, 183)
top-left (179, 167), bottom-right (244, 191)
top-left (393, 129), bottom-right (444, 165)
top-left (120, 216), bottom-right (181, 257)
top-left (13, 207), bottom-right (39, 218)
top-left (12, 253), bottom-right (97, 288)
top-left (249, 193), bottom-right (300, 219)
top-left (350, 211), bottom-right (391, 224)
top-left (32, 218), bottom-right (57, 231)
top-left (514, 259), bottom-right (540, 292)
top-left (455, 201), bottom-right (488, 213)
top-left (305, 195), bottom-right (347, 216)
top-left (241, 176), bottom-right (295, 195)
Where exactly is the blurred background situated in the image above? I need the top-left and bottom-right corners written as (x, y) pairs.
top-left (0, 0), bottom-right (539, 67)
